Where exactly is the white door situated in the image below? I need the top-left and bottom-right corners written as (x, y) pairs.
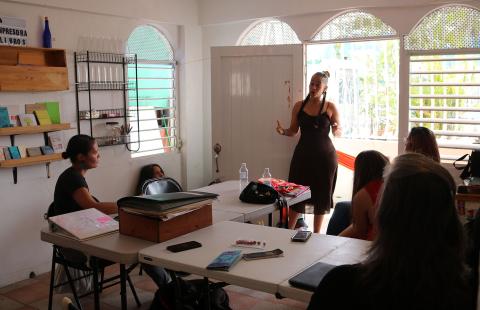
top-left (211, 45), bottom-right (304, 182)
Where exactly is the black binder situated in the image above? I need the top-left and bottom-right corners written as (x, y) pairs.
top-left (117, 191), bottom-right (218, 213)
top-left (288, 261), bottom-right (336, 291)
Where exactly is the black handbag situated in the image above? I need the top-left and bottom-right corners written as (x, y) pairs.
top-left (454, 150), bottom-right (480, 179)
top-left (239, 181), bottom-right (279, 204)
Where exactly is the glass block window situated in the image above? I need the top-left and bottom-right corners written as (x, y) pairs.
top-left (238, 18), bottom-right (301, 46)
top-left (405, 6), bottom-right (480, 50)
top-left (312, 10), bottom-right (396, 41)
top-left (126, 25), bottom-right (177, 157)
top-left (409, 54), bottom-right (480, 160)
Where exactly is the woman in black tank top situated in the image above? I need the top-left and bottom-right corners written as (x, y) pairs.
top-left (276, 71), bottom-right (341, 233)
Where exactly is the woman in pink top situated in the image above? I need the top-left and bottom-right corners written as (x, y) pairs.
top-left (340, 150), bottom-right (389, 240)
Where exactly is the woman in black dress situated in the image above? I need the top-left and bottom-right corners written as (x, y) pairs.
top-left (276, 71), bottom-right (340, 233)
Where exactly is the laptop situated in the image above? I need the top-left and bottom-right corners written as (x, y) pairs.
top-left (288, 261), bottom-right (336, 291)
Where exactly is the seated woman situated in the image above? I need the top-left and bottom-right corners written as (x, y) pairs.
top-left (338, 150), bottom-right (389, 240)
top-left (54, 135), bottom-right (170, 288)
top-left (405, 126), bottom-right (440, 162)
top-left (54, 134), bottom-right (117, 215)
top-left (308, 153), bottom-right (473, 310)
top-left (136, 164), bottom-right (165, 195)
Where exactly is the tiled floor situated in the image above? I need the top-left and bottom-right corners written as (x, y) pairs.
top-left (0, 265), bottom-right (307, 310)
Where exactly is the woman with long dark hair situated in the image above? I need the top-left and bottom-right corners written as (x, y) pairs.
top-left (54, 134), bottom-right (117, 215)
top-left (405, 126), bottom-right (440, 162)
top-left (308, 153), bottom-right (473, 309)
top-left (339, 150), bottom-right (389, 240)
top-left (276, 71), bottom-right (340, 233)
top-left (136, 163), bottom-right (165, 195)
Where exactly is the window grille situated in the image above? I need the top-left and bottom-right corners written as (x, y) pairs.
top-left (238, 18), bottom-right (301, 46)
top-left (312, 10), bottom-right (396, 41)
top-left (405, 6), bottom-right (480, 50)
top-left (409, 54), bottom-right (480, 159)
top-left (126, 25), bottom-right (176, 157)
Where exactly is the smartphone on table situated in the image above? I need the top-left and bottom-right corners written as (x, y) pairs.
top-left (291, 230), bottom-right (312, 242)
top-left (166, 241), bottom-right (202, 253)
top-left (242, 249), bottom-right (284, 261)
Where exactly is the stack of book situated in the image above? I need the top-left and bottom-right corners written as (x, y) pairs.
top-left (118, 191), bottom-right (218, 220)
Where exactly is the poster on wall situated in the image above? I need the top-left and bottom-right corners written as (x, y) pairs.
top-left (0, 16), bottom-right (28, 46)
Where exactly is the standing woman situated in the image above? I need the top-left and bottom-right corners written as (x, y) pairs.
top-left (276, 71), bottom-right (341, 233)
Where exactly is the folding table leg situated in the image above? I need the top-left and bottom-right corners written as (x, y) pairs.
top-left (48, 247), bottom-right (56, 310)
top-left (203, 277), bottom-right (211, 310)
top-left (91, 257), bottom-right (100, 310)
top-left (127, 274), bottom-right (141, 307)
top-left (120, 264), bottom-right (127, 310)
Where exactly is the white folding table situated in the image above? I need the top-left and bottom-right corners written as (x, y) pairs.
top-left (139, 221), bottom-right (352, 295)
top-left (196, 180), bottom-right (311, 225)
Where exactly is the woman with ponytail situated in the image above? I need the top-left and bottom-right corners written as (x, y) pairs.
top-left (276, 71), bottom-right (341, 233)
top-left (53, 134), bottom-right (117, 215)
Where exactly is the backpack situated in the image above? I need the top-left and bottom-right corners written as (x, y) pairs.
top-left (239, 181), bottom-right (279, 204)
top-left (454, 150), bottom-right (480, 180)
top-left (150, 278), bottom-right (231, 310)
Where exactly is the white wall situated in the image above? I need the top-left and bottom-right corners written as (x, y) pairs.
top-left (200, 0), bottom-right (480, 183)
top-left (0, 0), bottom-right (204, 287)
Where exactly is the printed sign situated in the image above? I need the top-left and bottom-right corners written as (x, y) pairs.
top-left (0, 16), bottom-right (28, 46)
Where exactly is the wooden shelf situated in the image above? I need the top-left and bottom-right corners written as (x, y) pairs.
top-left (0, 123), bottom-right (71, 136)
top-left (0, 153), bottom-right (63, 168)
top-left (0, 46), bottom-right (68, 92)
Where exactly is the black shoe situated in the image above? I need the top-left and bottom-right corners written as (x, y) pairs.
top-left (294, 218), bottom-right (308, 229)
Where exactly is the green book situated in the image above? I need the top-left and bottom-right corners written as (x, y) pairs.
top-left (44, 102), bottom-right (60, 124)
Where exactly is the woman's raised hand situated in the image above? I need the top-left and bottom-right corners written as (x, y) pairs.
top-left (276, 120), bottom-right (285, 135)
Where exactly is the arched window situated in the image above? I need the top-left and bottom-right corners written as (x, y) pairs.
top-left (405, 5), bottom-right (480, 50)
top-left (308, 11), bottom-right (399, 146)
top-left (312, 10), bottom-right (396, 41)
top-left (405, 6), bottom-right (480, 159)
top-left (126, 25), bottom-right (176, 157)
top-left (238, 18), bottom-right (300, 46)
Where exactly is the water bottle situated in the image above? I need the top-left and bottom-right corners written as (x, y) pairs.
top-left (42, 17), bottom-right (52, 48)
top-left (262, 168), bottom-right (272, 187)
top-left (239, 163), bottom-right (248, 191)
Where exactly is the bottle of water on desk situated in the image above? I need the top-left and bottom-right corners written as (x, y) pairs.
top-left (262, 168), bottom-right (272, 187)
top-left (239, 163), bottom-right (249, 191)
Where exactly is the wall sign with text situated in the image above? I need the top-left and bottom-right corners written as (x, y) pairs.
top-left (0, 16), bottom-right (28, 46)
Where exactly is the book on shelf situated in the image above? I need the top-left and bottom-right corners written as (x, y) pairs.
top-left (48, 131), bottom-right (65, 152)
top-left (0, 107), bottom-right (11, 128)
top-left (18, 113), bottom-right (38, 127)
top-left (17, 145), bottom-right (27, 158)
top-left (44, 102), bottom-right (61, 124)
top-left (8, 146), bottom-right (21, 159)
top-left (117, 191), bottom-right (218, 214)
top-left (26, 147), bottom-right (42, 157)
top-left (7, 106), bottom-right (20, 127)
top-left (33, 110), bottom-right (52, 125)
top-left (48, 208), bottom-right (119, 241)
top-left (3, 147), bottom-right (11, 160)
top-left (0, 148), bottom-right (5, 161)
top-left (40, 145), bottom-right (54, 155)
top-left (25, 103), bottom-right (46, 114)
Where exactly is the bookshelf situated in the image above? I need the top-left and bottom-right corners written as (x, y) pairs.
top-left (0, 46), bottom-right (68, 92)
top-left (0, 123), bottom-right (71, 184)
top-left (0, 124), bottom-right (70, 136)
top-left (0, 153), bottom-right (62, 168)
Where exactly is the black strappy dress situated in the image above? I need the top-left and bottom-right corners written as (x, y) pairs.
top-left (288, 99), bottom-right (338, 215)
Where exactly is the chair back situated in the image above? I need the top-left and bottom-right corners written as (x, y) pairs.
top-left (141, 177), bottom-right (183, 195)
